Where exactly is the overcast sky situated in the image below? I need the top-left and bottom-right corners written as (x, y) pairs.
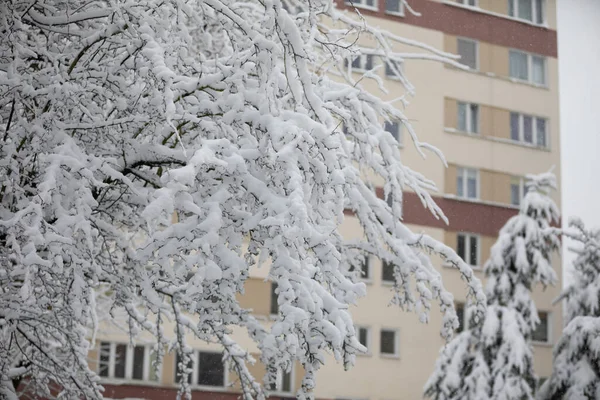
top-left (557, 0), bottom-right (600, 279)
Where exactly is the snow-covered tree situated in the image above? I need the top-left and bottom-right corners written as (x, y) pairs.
top-left (538, 219), bottom-right (600, 400)
top-left (425, 172), bottom-right (560, 400)
top-left (0, 1), bottom-right (485, 399)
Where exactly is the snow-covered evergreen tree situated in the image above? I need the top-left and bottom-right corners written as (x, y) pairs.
top-left (0, 1), bottom-right (486, 399)
top-left (538, 219), bottom-right (600, 400)
top-left (425, 172), bottom-right (560, 400)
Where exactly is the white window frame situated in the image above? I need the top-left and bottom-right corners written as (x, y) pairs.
top-left (98, 342), bottom-right (160, 382)
top-left (457, 101), bottom-right (479, 134)
top-left (176, 350), bottom-right (229, 389)
top-left (345, 0), bottom-right (378, 12)
top-left (347, 54), bottom-right (375, 74)
top-left (457, 233), bottom-right (481, 268)
top-left (384, 59), bottom-right (404, 81)
top-left (456, 167), bottom-right (480, 200)
top-left (355, 325), bottom-right (372, 355)
top-left (379, 328), bottom-right (400, 358)
top-left (508, 0), bottom-right (545, 25)
top-left (532, 311), bottom-right (552, 345)
top-left (384, 120), bottom-right (403, 145)
top-left (270, 364), bottom-right (295, 395)
top-left (509, 50), bottom-right (547, 86)
top-left (510, 112), bottom-right (549, 148)
top-left (456, 37), bottom-right (479, 71)
top-left (457, 0), bottom-right (478, 7)
top-left (510, 176), bottom-right (526, 206)
top-left (384, 0), bottom-right (404, 16)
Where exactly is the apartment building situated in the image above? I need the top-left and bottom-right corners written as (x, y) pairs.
top-left (93, 1), bottom-right (561, 399)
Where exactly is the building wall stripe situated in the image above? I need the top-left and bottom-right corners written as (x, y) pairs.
top-left (336, 0), bottom-right (558, 58)
top-left (344, 190), bottom-right (518, 237)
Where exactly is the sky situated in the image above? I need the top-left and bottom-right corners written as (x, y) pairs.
top-left (557, 0), bottom-right (600, 281)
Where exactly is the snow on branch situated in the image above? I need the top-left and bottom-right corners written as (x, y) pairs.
top-left (0, 0), bottom-right (484, 398)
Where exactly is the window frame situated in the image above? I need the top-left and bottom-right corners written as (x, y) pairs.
top-left (384, 59), bottom-right (404, 81)
top-left (379, 328), bottom-right (400, 358)
top-left (345, 0), bottom-right (378, 11)
top-left (510, 176), bottom-right (526, 206)
top-left (532, 311), bottom-right (552, 344)
top-left (457, 0), bottom-right (478, 6)
top-left (269, 364), bottom-right (295, 395)
top-left (456, 167), bottom-right (480, 200)
top-left (195, 351), bottom-right (227, 388)
top-left (457, 101), bottom-right (479, 134)
top-left (355, 325), bottom-right (372, 355)
top-left (509, 49), bottom-right (547, 86)
top-left (384, 120), bottom-right (403, 145)
top-left (347, 54), bottom-right (375, 74)
top-left (456, 37), bottom-right (479, 71)
top-left (176, 350), bottom-right (228, 389)
top-left (508, 0), bottom-right (545, 25)
top-left (381, 259), bottom-right (395, 284)
top-left (510, 112), bottom-right (549, 148)
top-left (350, 255), bottom-right (371, 281)
top-left (456, 232), bottom-right (481, 269)
top-left (98, 342), bottom-right (160, 383)
top-left (384, 0), bottom-right (404, 16)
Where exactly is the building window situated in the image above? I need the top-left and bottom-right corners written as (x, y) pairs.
top-left (176, 351), bottom-right (226, 387)
top-left (455, 302), bottom-right (469, 333)
top-left (380, 329), bottom-right (398, 356)
top-left (457, 38), bottom-right (478, 70)
top-left (457, 0), bottom-right (477, 6)
top-left (270, 282), bottom-right (279, 315)
top-left (198, 352), bottom-right (225, 387)
top-left (384, 59), bottom-right (403, 80)
top-left (98, 342), bottom-right (159, 381)
top-left (510, 112), bottom-right (548, 148)
top-left (346, 54), bottom-right (374, 73)
top-left (385, 0), bottom-right (403, 15)
top-left (356, 326), bottom-right (371, 353)
top-left (510, 176), bottom-right (527, 206)
top-left (175, 353), bottom-right (193, 384)
top-left (532, 311), bottom-right (550, 343)
top-left (456, 167), bottom-right (479, 200)
top-left (457, 102), bottom-right (479, 134)
top-left (382, 260), bottom-right (395, 283)
top-left (270, 367), bottom-right (293, 393)
top-left (360, 256), bottom-right (370, 279)
top-left (132, 346), bottom-right (145, 380)
top-left (457, 233), bottom-right (480, 267)
top-left (509, 50), bottom-right (547, 85)
top-left (508, 0), bottom-right (545, 25)
top-left (384, 121), bottom-right (402, 144)
top-left (531, 55), bottom-right (546, 85)
top-left (345, 0), bottom-right (377, 10)
top-left (350, 256), bottom-right (370, 280)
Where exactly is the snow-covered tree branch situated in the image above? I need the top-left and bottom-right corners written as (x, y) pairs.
top-left (1, 1), bottom-right (484, 399)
